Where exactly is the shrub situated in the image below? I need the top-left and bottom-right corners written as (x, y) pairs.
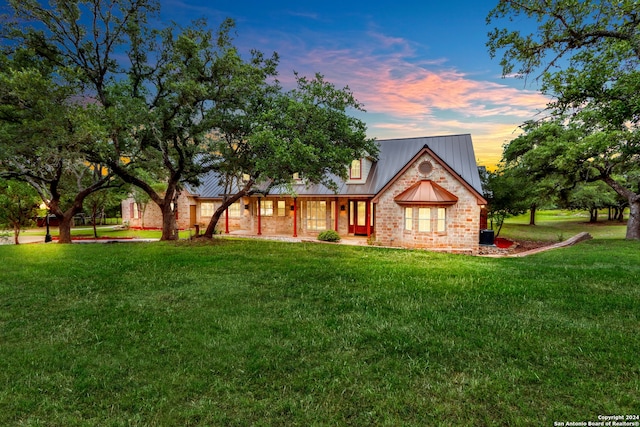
top-left (317, 230), bottom-right (340, 242)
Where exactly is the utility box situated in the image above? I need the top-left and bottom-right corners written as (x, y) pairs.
top-left (479, 229), bottom-right (495, 245)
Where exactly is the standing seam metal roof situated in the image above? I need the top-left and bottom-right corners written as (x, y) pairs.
top-left (187, 134), bottom-right (484, 199)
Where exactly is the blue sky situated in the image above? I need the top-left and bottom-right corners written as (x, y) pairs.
top-left (161, 0), bottom-right (549, 168)
top-left (0, 0), bottom-right (547, 167)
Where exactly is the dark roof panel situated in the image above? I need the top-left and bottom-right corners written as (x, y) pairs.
top-left (188, 134), bottom-right (484, 199)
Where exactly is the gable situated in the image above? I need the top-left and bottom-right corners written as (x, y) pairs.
top-left (371, 144), bottom-right (487, 205)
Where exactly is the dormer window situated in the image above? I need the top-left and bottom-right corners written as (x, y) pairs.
top-left (350, 159), bottom-right (362, 179)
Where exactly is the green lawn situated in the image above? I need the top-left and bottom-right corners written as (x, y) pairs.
top-left (0, 237), bottom-right (638, 425)
top-left (20, 225), bottom-right (192, 240)
top-left (500, 210), bottom-right (628, 242)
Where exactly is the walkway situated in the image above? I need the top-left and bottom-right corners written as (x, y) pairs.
top-left (482, 232), bottom-right (593, 258)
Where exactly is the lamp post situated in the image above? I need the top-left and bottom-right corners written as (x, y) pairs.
top-left (40, 202), bottom-right (52, 243)
top-left (44, 208), bottom-right (52, 243)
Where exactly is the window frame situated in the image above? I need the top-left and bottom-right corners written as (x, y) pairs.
top-left (227, 201), bottom-right (242, 218)
top-left (306, 200), bottom-right (327, 231)
top-left (200, 202), bottom-right (215, 219)
top-left (417, 207), bottom-right (431, 232)
top-left (350, 159), bottom-right (362, 179)
top-left (259, 200), bottom-right (274, 216)
top-left (436, 207), bottom-right (446, 232)
top-left (404, 207), bottom-right (413, 231)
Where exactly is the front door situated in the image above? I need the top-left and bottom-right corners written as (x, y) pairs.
top-left (349, 200), bottom-right (369, 235)
top-left (189, 205), bottom-right (197, 228)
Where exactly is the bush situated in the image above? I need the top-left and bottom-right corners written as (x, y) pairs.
top-left (317, 230), bottom-right (340, 242)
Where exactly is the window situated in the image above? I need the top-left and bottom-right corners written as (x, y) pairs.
top-left (306, 201), bottom-right (326, 230)
top-left (350, 159), bottom-right (361, 179)
top-left (293, 172), bottom-right (300, 181)
top-left (132, 203), bottom-right (139, 219)
top-left (357, 201), bottom-right (366, 226)
top-left (277, 200), bottom-right (286, 217)
top-left (228, 201), bottom-right (242, 217)
top-left (404, 207), bottom-right (413, 230)
top-left (370, 202), bottom-right (374, 227)
top-left (330, 201), bottom-right (336, 229)
top-left (418, 208), bottom-right (431, 232)
top-left (259, 200), bottom-right (273, 216)
top-left (349, 201), bottom-right (354, 226)
top-left (437, 208), bottom-right (446, 232)
top-left (201, 202), bottom-right (215, 218)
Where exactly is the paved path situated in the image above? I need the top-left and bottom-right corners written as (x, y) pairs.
top-left (483, 232), bottom-right (593, 258)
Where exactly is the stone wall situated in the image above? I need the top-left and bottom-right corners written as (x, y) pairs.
top-left (371, 152), bottom-right (482, 254)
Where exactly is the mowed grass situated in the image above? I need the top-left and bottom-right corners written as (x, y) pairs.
top-left (500, 210), bottom-right (628, 241)
top-left (0, 238), bottom-right (639, 426)
top-left (20, 226), bottom-right (192, 240)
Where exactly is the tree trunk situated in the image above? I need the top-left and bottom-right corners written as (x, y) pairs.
top-left (529, 204), bottom-right (537, 225)
top-left (160, 202), bottom-right (179, 240)
top-left (58, 214), bottom-right (74, 243)
top-left (626, 199), bottom-right (640, 240)
top-left (203, 207), bottom-right (225, 238)
top-left (589, 208), bottom-right (598, 223)
top-left (202, 179), bottom-right (254, 238)
top-left (13, 226), bottom-right (20, 245)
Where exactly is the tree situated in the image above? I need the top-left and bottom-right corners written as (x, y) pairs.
top-left (566, 181), bottom-right (617, 223)
top-left (501, 120), bottom-right (584, 225)
top-left (202, 73), bottom-right (377, 238)
top-left (487, 0), bottom-right (640, 240)
top-left (480, 167), bottom-right (528, 237)
top-left (0, 179), bottom-right (40, 244)
top-left (0, 49), bottom-right (114, 243)
top-left (4, 0), bottom-right (287, 240)
top-left (83, 185), bottom-right (127, 237)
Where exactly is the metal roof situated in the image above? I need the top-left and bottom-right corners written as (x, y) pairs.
top-left (394, 180), bottom-right (459, 205)
top-left (187, 134), bottom-right (484, 199)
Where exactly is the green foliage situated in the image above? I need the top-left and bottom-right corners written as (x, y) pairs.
top-left (566, 181), bottom-right (618, 222)
top-left (487, 0), bottom-right (640, 239)
top-left (0, 239), bottom-right (638, 424)
top-left (480, 167), bottom-right (528, 236)
top-left (0, 179), bottom-right (40, 243)
top-left (317, 229), bottom-right (341, 242)
top-left (2, 1), bottom-right (374, 241)
top-left (204, 72), bottom-right (377, 236)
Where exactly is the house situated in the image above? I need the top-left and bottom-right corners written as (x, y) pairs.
top-left (122, 134), bottom-right (488, 254)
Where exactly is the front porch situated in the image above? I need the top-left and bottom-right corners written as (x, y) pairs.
top-left (210, 229), bottom-right (370, 246)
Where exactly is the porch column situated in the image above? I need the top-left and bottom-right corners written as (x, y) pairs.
top-left (225, 207), bottom-right (229, 234)
top-left (293, 198), bottom-right (298, 237)
top-left (334, 197), bottom-right (339, 232)
top-left (257, 197), bottom-right (262, 235)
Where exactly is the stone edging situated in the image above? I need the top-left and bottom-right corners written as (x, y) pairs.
top-left (487, 232), bottom-right (593, 258)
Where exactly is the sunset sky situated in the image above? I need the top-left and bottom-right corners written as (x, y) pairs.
top-left (161, 0), bottom-right (550, 168)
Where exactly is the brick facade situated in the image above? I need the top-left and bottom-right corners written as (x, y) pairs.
top-left (120, 136), bottom-right (486, 254)
top-left (370, 151), bottom-right (482, 254)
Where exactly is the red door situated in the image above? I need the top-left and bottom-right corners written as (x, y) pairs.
top-left (349, 200), bottom-right (370, 235)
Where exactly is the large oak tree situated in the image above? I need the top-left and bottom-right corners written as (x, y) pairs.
top-left (487, 0), bottom-right (640, 239)
top-left (4, 0), bottom-right (373, 241)
top-left (202, 72), bottom-right (377, 238)
top-left (0, 49), bottom-right (114, 243)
